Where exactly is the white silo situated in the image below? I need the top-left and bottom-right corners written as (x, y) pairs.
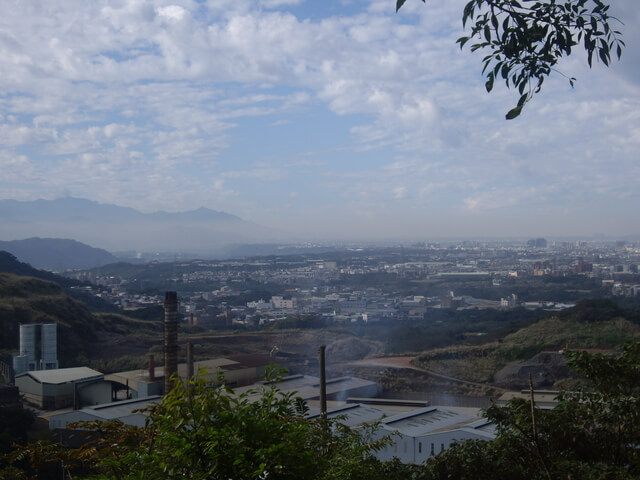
top-left (19, 324), bottom-right (38, 370)
top-left (41, 323), bottom-right (59, 370)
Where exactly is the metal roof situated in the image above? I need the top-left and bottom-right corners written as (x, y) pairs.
top-left (307, 403), bottom-right (388, 427)
top-left (380, 407), bottom-right (474, 437)
top-left (18, 367), bottom-right (103, 385)
top-left (85, 396), bottom-right (161, 420)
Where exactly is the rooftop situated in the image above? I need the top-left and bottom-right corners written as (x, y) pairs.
top-left (17, 367), bottom-right (103, 385)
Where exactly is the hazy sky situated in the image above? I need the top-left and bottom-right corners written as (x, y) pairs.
top-left (1, 0), bottom-right (639, 240)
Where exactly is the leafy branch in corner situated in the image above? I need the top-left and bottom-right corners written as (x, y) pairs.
top-left (397, 0), bottom-right (624, 119)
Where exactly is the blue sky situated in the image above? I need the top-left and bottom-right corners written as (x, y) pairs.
top-left (1, 0), bottom-right (639, 240)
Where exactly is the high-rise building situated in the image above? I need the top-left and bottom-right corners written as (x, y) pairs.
top-left (13, 323), bottom-right (59, 376)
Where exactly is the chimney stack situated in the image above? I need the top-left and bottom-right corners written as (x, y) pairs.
top-left (318, 345), bottom-right (327, 416)
top-left (163, 291), bottom-right (178, 393)
top-left (186, 341), bottom-right (194, 382)
top-left (148, 354), bottom-right (155, 381)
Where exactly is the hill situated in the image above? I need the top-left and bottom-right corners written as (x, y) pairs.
top-left (412, 299), bottom-right (640, 387)
top-left (0, 272), bottom-right (99, 366)
top-left (0, 237), bottom-right (117, 271)
top-left (0, 270), bottom-right (162, 368)
top-left (0, 251), bottom-right (118, 312)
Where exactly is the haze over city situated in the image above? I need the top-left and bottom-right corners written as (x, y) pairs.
top-left (1, 0), bottom-right (639, 242)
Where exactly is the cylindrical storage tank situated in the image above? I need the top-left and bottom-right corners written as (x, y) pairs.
top-left (41, 324), bottom-right (57, 362)
top-left (13, 355), bottom-right (29, 376)
top-left (19, 324), bottom-right (37, 364)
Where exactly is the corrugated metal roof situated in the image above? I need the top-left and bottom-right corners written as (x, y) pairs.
top-left (20, 367), bottom-right (103, 385)
top-left (86, 396), bottom-right (161, 419)
top-left (381, 407), bottom-right (473, 437)
top-left (307, 403), bottom-right (388, 426)
top-left (233, 375), bottom-right (378, 402)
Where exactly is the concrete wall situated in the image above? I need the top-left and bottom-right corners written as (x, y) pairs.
top-left (78, 381), bottom-right (113, 407)
top-left (374, 428), bottom-right (494, 464)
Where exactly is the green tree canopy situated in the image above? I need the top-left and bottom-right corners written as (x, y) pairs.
top-left (397, 0), bottom-right (624, 118)
top-left (424, 341), bottom-right (640, 479)
top-left (1, 368), bottom-right (388, 480)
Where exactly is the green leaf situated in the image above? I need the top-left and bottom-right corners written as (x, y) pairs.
top-left (486, 74), bottom-right (494, 93)
top-left (505, 105), bottom-right (523, 120)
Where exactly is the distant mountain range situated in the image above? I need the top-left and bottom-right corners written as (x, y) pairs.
top-left (0, 238), bottom-right (117, 271)
top-left (0, 197), bottom-right (276, 254)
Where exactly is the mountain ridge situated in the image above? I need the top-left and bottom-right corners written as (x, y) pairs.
top-left (0, 197), bottom-right (275, 254)
top-left (0, 237), bottom-right (118, 271)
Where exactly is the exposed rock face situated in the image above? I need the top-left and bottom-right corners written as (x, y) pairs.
top-left (493, 351), bottom-right (572, 389)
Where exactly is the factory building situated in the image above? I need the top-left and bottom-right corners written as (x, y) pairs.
top-left (309, 403), bottom-right (495, 464)
top-left (48, 396), bottom-right (162, 430)
top-left (15, 367), bottom-right (105, 409)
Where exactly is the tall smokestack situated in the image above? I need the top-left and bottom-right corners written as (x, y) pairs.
top-left (318, 345), bottom-right (327, 416)
top-left (163, 291), bottom-right (178, 393)
top-left (186, 341), bottom-right (194, 382)
top-left (148, 354), bottom-right (155, 381)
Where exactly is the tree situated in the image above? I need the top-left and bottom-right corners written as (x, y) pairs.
top-left (1, 367), bottom-right (389, 480)
top-left (423, 341), bottom-right (640, 479)
top-left (397, 0), bottom-right (624, 119)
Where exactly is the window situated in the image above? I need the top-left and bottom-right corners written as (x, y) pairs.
top-left (418, 442), bottom-right (422, 453)
top-left (430, 443), bottom-right (435, 455)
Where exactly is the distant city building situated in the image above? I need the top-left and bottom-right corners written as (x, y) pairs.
top-left (500, 294), bottom-right (518, 308)
top-left (13, 323), bottom-right (59, 376)
top-left (271, 296), bottom-right (296, 309)
top-left (527, 238), bottom-right (547, 248)
top-left (575, 259), bottom-right (593, 274)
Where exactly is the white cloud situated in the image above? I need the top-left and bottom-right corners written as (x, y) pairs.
top-left (0, 0), bottom-right (638, 237)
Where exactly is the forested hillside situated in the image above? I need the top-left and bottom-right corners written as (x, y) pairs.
top-left (413, 300), bottom-right (640, 385)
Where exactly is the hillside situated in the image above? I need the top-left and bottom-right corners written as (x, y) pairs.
top-left (412, 299), bottom-right (640, 387)
top-left (0, 272), bottom-right (161, 368)
top-left (0, 237), bottom-right (117, 271)
top-left (0, 272), bottom-right (98, 366)
top-left (0, 251), bottom-right (118, 312)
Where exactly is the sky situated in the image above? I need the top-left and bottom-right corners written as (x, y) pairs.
top-left (1, 0), bottom-right (639, 241)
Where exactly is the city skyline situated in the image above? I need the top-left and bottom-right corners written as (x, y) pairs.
top-left (1, 0), bottom-right (639, 241)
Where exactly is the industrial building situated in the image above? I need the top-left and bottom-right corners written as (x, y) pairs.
top-left (13, 323), bottom-right (59, 376)
top-left (104, 354), bottom-right (275, 398)
top-left (310, 402), bottom-right (495, 464)
top-left (233, 374), bottom-right (380, 403)
top-left (48, 395), bottom-right (162, 430)
top-left (15, 367), bottom-right (106, 409)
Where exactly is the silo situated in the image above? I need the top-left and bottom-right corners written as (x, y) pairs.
top-left (41, 323), bottom-right (59, 369)
top-left (19, 324), bottom-right (37, 369)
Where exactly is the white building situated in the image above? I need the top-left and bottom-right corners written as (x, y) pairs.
top-left (374, 407), bottom-right (496, 464)
top-left (310, 403), bottom-right (495, 465)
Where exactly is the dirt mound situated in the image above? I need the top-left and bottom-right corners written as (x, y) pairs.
top-left (325, 337), bottom-right (374, 362)
top-left (493, 351), bottom-right (572, 389)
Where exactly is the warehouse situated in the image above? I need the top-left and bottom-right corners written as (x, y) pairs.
top-left (15, 367), bottom-right (104, 409)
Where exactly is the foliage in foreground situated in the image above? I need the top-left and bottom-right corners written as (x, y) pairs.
top-left (425, 341), bottom-right (640, 479)
top-left (397, 0), bottom-right (624, 118)
top-left (2, 343), bottom-right (639, 479)
top-left (1, 368), bottom-right (387, 480)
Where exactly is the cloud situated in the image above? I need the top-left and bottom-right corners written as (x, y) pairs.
top-left (0, 0), bottom-right (638, 237)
